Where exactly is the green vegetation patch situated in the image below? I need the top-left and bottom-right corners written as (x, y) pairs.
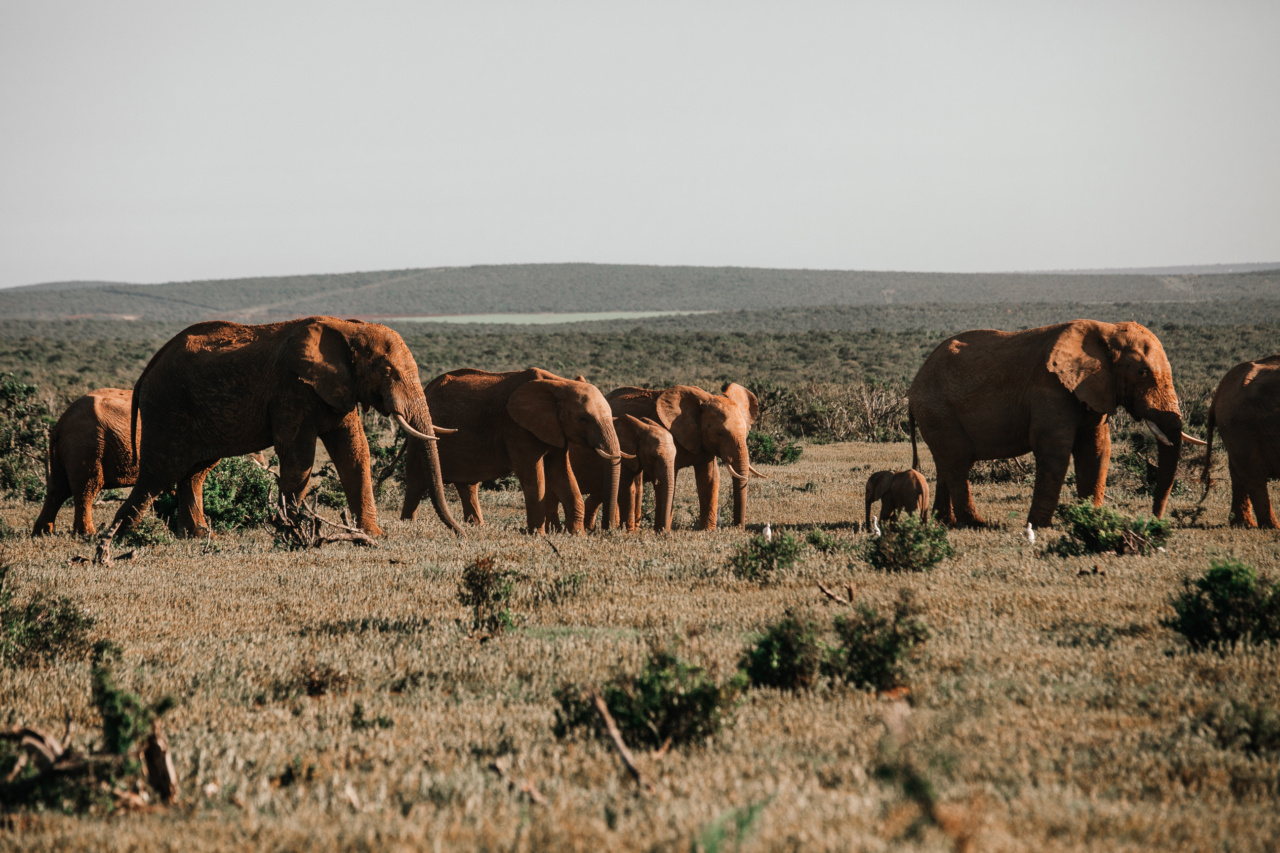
top-left (1164, 558), bottom-right (1280, 651)
top-left (1047, 503), bottom-right (1171, 557)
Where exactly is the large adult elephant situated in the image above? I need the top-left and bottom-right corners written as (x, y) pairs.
top-left (102, 316), bottom-right (460, 540)
top-left (606, 382), bottom-right (763, 530)
top-left (401, 368), bottom-right (625, 534)
top-left (544, 414), bottom-right (678, 533)
top-left (907, 320), bottom-right (1205, 528)
top-left (1202, 354), bottom-right (1280, 528)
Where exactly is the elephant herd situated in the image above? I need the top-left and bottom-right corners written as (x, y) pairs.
top-left (28, 316), bottom-right (1280, 541)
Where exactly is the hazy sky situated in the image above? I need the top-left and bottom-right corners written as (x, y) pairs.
top-left (2, 1), bottom-right (1277, 287)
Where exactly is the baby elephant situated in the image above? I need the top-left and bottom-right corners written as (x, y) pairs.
top-left (865, 469), bottom-right (930, 530)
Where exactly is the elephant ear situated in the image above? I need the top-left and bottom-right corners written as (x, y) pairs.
top-left (286, 320), bottom-right (356, 411)
top-left (721, 382), bottom-right (760, 427)
top-left (508, 380), bottom-right (565, 447)
top-left (1048, 322), bottom-right (1115, 415)
top-left (656, 386), bottom-right (710, 453)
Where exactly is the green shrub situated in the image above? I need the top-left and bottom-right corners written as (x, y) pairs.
top-left (154, 454), bottom-right (277, 532)
top-left (457, 556), bottom-right (519, 634)
top-left (728, 532), bottom-right (805, 582)
top-left (824, 590), bottom-right (929, 692)
top-left (740, 612), bottom-right (825, 690)
top-left (91, 640), bottom-right (176, 755)
top-left (0, 564), bottom-right (97, 668)
top-left (861, 516), bottom-right (953, 572)
top-left (120, 514), bottom-right (172, 548)
top-left (0, 374), bottom-right (52, 501)
top-left (1047, 502), bottom-right (1171, 557)
top-left (805, 528), bottom-right (849, 553)
top-left (554, 642), bottom-right (746, 749)
top-left (747, 431), bottom-right (802, 465)
top-left (1164, 558), bottom-right (1280, 651)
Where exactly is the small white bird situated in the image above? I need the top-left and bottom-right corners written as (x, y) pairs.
top-left (1024, 522), bottom-right (1035, 545)
top-left (871, 516), bottom-right (881, 537)
top-left (762, 523), bottom-right (772, 543)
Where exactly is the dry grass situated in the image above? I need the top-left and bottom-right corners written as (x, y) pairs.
top-left (1, 441), bottom-right (1278, 851)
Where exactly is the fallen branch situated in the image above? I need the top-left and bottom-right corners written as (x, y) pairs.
top-left (818, 582), bottom-right (851, 605)
top-left (589, 690), bottom-right (653, 793)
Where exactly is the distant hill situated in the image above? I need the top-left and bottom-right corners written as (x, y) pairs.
top-left (0, 263), bottom-right (1276, 323)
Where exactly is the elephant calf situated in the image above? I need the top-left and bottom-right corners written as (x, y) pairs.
top-left (865, 469), bottom-right (929, 530)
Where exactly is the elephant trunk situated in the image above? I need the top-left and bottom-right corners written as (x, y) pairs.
top-left (1148, 409), bottom-right (1183, 518)
top-left (726, 439), bottom-right (751, 528)
top-left (592, 417), bottom-right (623, 531)
top-left (653, 456), bottom-right (675, 533)
top-left (406, 400), bottom-right (463, 535)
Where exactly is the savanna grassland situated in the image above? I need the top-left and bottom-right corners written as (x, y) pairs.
top-left (2, 440), bottom-right (1279, 852)
top-left (1, 302), bottom-right (1279, 851)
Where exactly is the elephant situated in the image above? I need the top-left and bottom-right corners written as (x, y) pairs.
top-left (1202, 354), bottom-right (1280, 528)
top-left (907, 319), bottom-right (1206, 528)
top-left (400, 368), bottom-right (626, 534)
top-left (101, 316), bottom-right (461, 541)
top-left (31, 389), bottom-right (270, 536)
top-left (865, 469), bottom-right (930, 530)
top-left (544, 414), bottom-right (678, 533)
top-left (605, 382), bottom-right (764, 530)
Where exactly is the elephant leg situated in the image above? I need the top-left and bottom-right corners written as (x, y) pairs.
top-left (544, 449), bottom-right (584, 534)
top-left (175, 460), bottom-right (219, 537)
top-left (1252, 483), bottom-right (1279, 529)
top-left (1073, 413), bottom-right (1110, 507)
top-left (33, 465), bottom-right (73, 537)
top-left (931, 478), bottom-right (954, 526)
top-left (582, 494), bottom-right (602, 531)
top-left (400, 438), bottom-right (426, 521)
top-left (936, 459), bottom-right (982, 527)
top-left (455, 483), bottom-right (484, 525)
top-left (617, 470), bottom-right (638, 533)
top-left (275, 436), bottom-right (318, 516)
top-left (71, 463), bottom-right (106, 537)
top-left (514, 456), bottom-right (548, 534)
top-left (319, 416), bottom-right (382, 536)
top-left (1228, 461), bottom-right (1256, 528)
top-left (543, 493), bottom-right (564, 532)
top-left (693, 460), bottom-right (719, 531)
top-left (1029, 444), bottom-right (1072, 528)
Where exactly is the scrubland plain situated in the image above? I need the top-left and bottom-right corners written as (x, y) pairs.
top-left (3, 440), bottom-right (1278, 851)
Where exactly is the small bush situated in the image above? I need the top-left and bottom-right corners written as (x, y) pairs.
top-left (805, 528), bottom-right (849, 553)
top-left (120, 514), bottom-right (172, 548)
top-left (1164, 558), bottom-right (1280, 651)
top-left (1047, 502), bottom-right (1171, 557)
top-left (0, 374), bottom-right (52, 502)
top-left (91, 640), bottom-right (176, 755)
top-left (740, 612), bottom-right (824, 690)
top-left (457, 556), bottom-right (519, 634)
top-left (728, 532), bottom-right (805, 582)
top-left (351, 701), bottom-right (394, 731)
top-left (1201, 699), bottom-right (1280, 756)
top-left (0, 564), bottom-right (96, 668)
top-left (861, 516), bottom-right (953, 572)
top-left (824, 590), bottom-right (929, 692)
top-left (554, 642), bottom-right (746, 749)
top-left (154, 454), bottom-right (277, 532)
top-left (747, 431), bottom-right (802, 465)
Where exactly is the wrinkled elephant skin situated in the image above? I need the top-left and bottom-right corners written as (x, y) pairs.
top-left (402, 368), bottom-right (623, 535)
top-left (102, 316), bottom-right (460, 541)
top-left (908, 320), bottom-right (1192, 528)
top-left (606, 382), bottom-right (760, 530)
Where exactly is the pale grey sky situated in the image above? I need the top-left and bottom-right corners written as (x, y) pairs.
top-left (1, 1), bottom-right (1277, 288)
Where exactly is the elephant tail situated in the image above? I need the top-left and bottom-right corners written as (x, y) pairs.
top-left (909, 409), bottom-right (919, 471)
top-left (130, 390), bottom-right (141, 466)
top-left (1199, 405), bottom-right (1215, 502)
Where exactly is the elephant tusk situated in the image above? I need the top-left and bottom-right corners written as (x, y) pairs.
top-left (748, 463), bottom-right (769, 479)
top-left (431, 425), bottom-right (458, 435)
top-left (725, 464), bottom-right (749, 483)
top-left (595, 447), bottom-right (622, 461)
top-left (1144, 419), bottom-right (1173, 447)
top-left (1180, 431), bottom-right (1207, 447)
top-left (394, 413), bottom-right (438, 441)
